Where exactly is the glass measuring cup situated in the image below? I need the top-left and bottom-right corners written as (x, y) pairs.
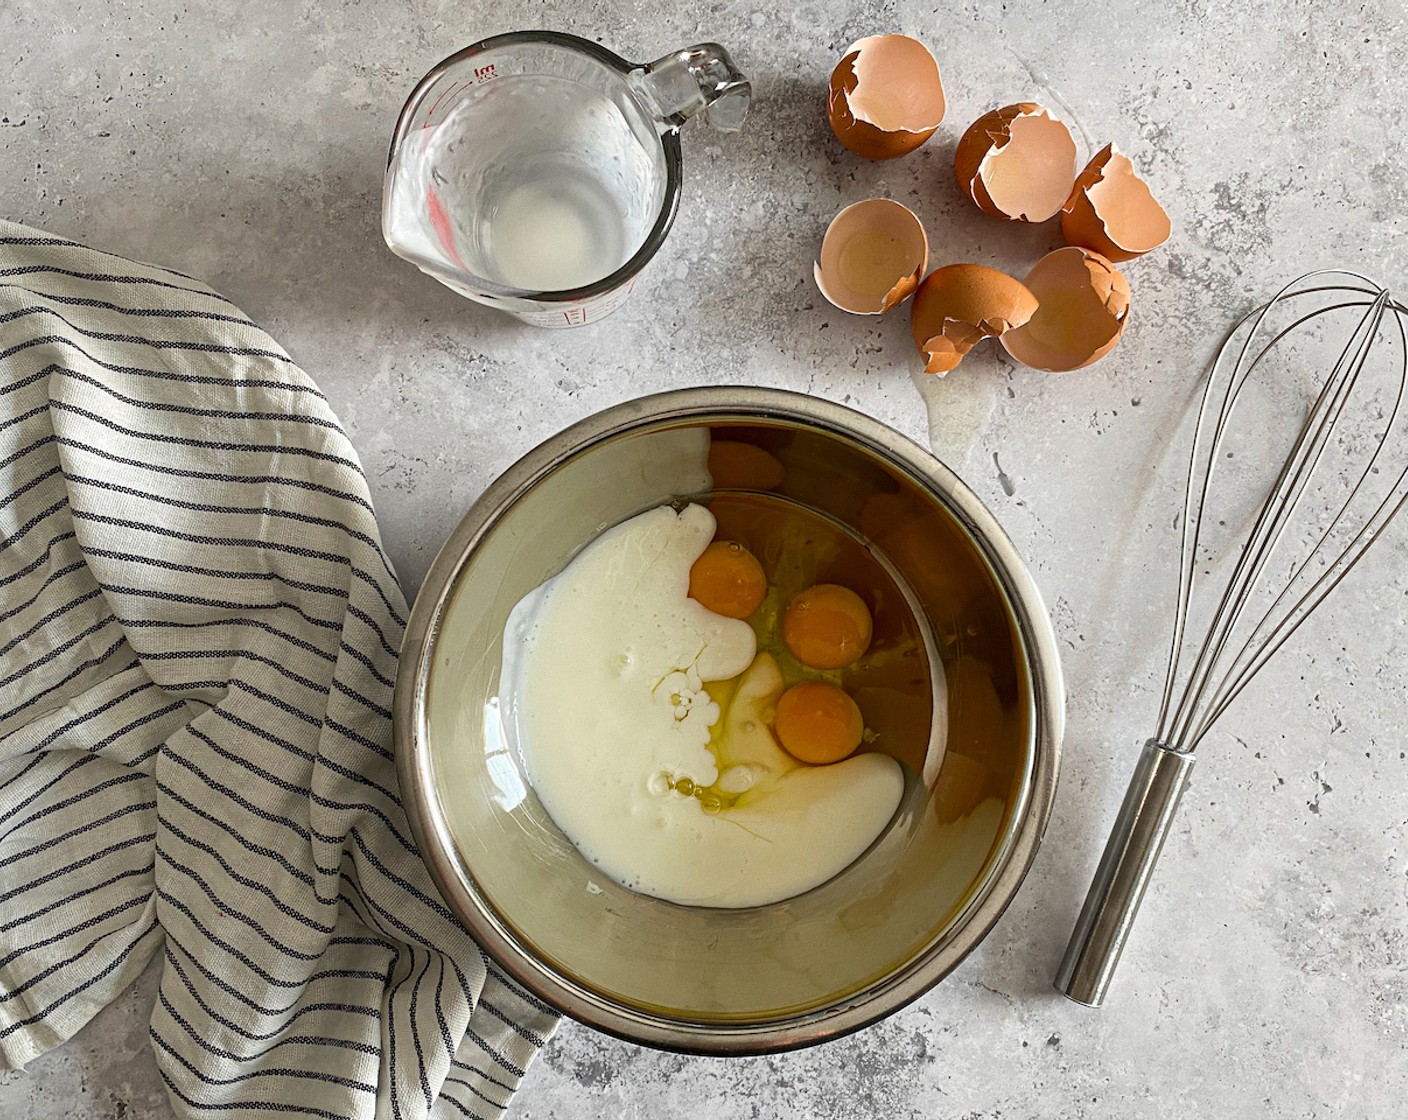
top-left (382, 31), bottom-right (750, 328)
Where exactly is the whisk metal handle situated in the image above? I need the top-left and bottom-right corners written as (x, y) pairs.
top-left (1054, 739), bottom-right (1196, 1007)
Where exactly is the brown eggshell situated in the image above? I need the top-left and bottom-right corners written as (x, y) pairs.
top-left (1001, 246), bottom-right (1130, 372)
top-left (954, 103), bottom-right (1078, 223)
top-left (909, 264), bottom-right (1039, 375)
top-left (1060, 144), bottom-right (1171, 262)
top-left (827, 35), bottom-right (945, 161)
top-left (814, 199), bottom-right (929, 314)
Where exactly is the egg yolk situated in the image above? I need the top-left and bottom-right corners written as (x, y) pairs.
top-left (781, 583), bottom-right (873, 670)
top-left (774, 682), bottom-right (864, 764)
top-left (688, 540), bottom-right (767, 620)
top-left (707, 440), bottom-right (785, 491)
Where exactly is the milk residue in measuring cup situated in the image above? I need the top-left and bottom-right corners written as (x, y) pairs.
top-left (499, 503), bottom-right (905, 909)
top-left (484, 172), bottom-right (628, 291)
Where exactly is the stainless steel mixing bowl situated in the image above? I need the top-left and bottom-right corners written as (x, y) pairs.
top-left (394, 387), bottom-right (1063, 1053)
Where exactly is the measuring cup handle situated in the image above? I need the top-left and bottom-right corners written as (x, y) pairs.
top-left (632, 43), bottom-right (751, 132)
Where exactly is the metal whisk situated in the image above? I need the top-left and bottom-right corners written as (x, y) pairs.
top-left (1056, 271), bottom-right (1408, 1006)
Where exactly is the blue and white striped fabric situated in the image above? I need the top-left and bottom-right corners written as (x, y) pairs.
top-left (0, 220), bottom-right (557, 1118)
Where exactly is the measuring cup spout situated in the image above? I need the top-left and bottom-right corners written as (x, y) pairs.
top-left (632, 43), bottom-right (751, 132)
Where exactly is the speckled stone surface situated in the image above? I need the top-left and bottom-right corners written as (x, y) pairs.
top-left (4, 1), bottom-right (1407, 1116)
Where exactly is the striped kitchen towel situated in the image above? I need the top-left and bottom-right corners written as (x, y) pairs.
top-left (0, 219), bottom-right (558, 1118)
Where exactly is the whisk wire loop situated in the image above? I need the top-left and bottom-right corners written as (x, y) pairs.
top-left (1195, 298), bottom-right (1408, 742)
top-left (1156, 275), bottom-right (1407, 752)
top-left (1168, 294), bottom-right (1378, 748)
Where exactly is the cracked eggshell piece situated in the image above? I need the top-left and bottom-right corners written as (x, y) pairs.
top-left (1061, 144), bottom-right (1171, 262)
top-left (953, 103), bottom-right (1078, 223)
top-left (827, 35), bottom-right (945, 161)
top-left (909, 264), bottom-right (1038, 375)
top-left (1001, 246), bottom-right (1131, 372)
top-left (814, 199), bottom-right (929, 314)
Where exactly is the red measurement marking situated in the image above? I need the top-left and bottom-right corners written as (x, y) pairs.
top-left (562, 306), bottom-right (587, 326)
top-left (474, 63), bottom-right (498, 83)
top-left (425, 186), bottom-right (466, 269)
top-left (423, 79), bottom-right (465, 127)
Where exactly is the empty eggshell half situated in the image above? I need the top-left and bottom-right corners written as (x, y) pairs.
top-left (1001, 246), bottom-right (1131, 372)
top-left (954, 103), bottom-right (1078, 223)
top-left (827, 35), bottom-right (946, 160)
top-left (1061, 144), bottom-right (1171, 262)
top-left (814, 199), bottom-right (929, 314)
top-left (909, 264), bottom-right (1038, 375)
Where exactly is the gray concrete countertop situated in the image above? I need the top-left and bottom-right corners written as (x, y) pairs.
top-left (3, 1), bottom-right (1406, 1117)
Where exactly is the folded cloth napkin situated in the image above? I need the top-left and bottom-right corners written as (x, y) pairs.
top-left (0, 219), bottom-right (557, 1118)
